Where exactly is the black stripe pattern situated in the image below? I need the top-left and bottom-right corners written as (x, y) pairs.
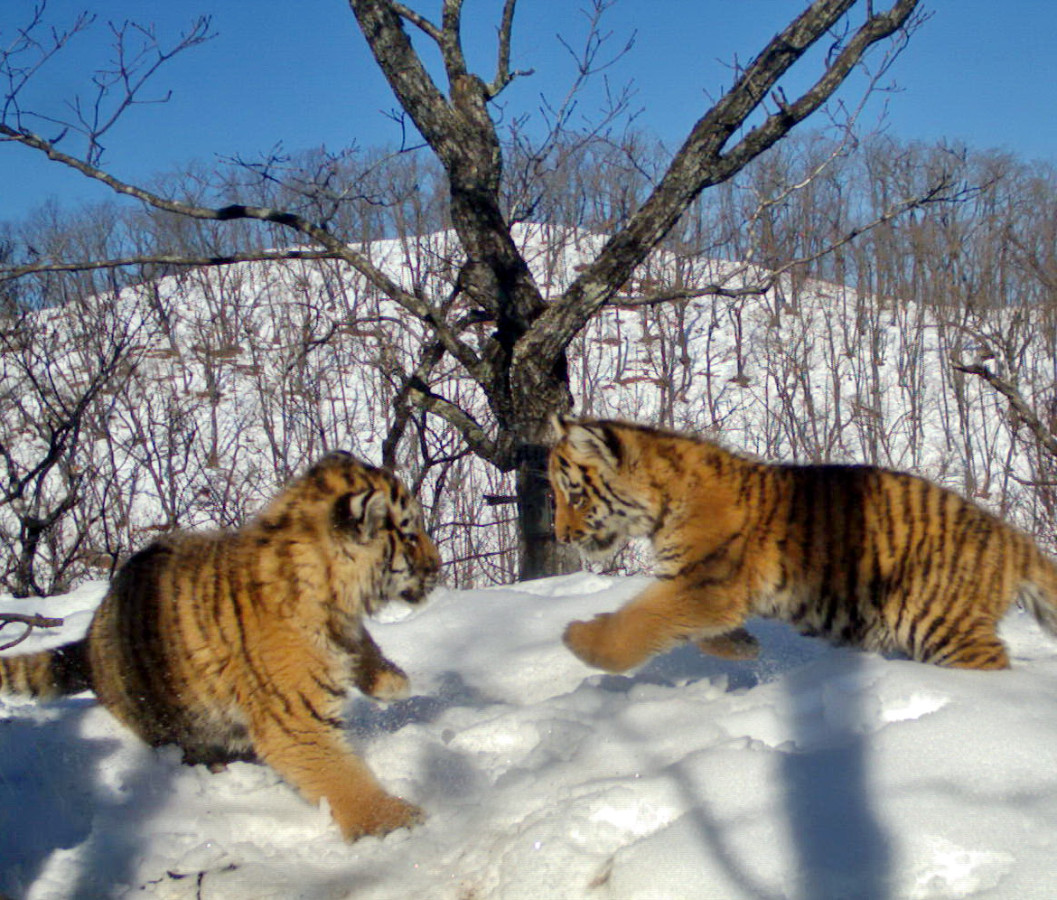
top-left (1, 451), bottom-right (440, 838)
top-left (550, 417), bottom-right (1057, 671)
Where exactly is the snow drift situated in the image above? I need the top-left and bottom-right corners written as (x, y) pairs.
top-left (3, 572), bottom-right (1057, 899)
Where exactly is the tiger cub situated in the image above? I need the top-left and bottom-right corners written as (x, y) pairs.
top-left (549, 417), bottom-right (1057, 673)
top-left (0, 451), bottom-right (441, 840)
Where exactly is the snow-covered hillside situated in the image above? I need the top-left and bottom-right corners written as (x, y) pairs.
top-left (5, 224), bottom-right (1057, 594)
top-left (4, 573), bottom-right (1057, 899)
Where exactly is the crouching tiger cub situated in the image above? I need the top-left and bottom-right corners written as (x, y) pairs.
top-left (550, 417), bottom-right (1057, 673)
top-left (0, 451), bottom-right (441, 840)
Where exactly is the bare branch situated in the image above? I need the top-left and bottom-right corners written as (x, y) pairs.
top-left (385, 302), bottom-right (501, 468)
top-left (404, 378), bottom-right (505, 467)
top-left (1, 6), bottom-right (96, 125)
top-left (76, 17), bottom-right (215, 165)
top-left (389, 1), bottom-right (443, 43)
top-left (382, 340), bottom-right (447, 470)
top-left (439, 0), bottom-right (470, 80)
top-left (3, 13), bottom-right (215, 166)
top-left (720, 1), bottom-right (920, 176)
top-left (0, 248), bottom-right (342, 281)
top-left (608, 278), bottom-right (771, 308)
top-left (348, 0), bottom-right (459, 159)
top-left (526, 0), bottom-right (921, 367)
top-left (486, 0), bottom-right (533, 99)
top-left (0, 612), bottom-right (64, 651)
top-left (539, 0), bottom-right (636, 143)
top-left (0, 122), bottom-right (490, 385)
top-left (350, 0), bottom-right (547, 351)
top-left (952, 361), bottom-right (1057, 459)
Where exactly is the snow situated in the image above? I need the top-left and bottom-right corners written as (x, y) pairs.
top-left (4, 572), bottom-right (1057, 899)
top-left (5, 223), bottom-right (1057, 897)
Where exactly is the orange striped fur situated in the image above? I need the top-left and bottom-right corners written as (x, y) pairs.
top-left (0, 451), bottom-right (440, 840)
top-left (550, 417), bottom-right (1057, 673)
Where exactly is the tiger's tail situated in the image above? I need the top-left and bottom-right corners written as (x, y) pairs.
top-left (1016, 544), bottom-right (1057, 638)
top-left (0, 639), bottom-right (92, 699)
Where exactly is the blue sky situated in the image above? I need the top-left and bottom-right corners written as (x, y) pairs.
top-left (2, 1), bottom-right (1055, 226)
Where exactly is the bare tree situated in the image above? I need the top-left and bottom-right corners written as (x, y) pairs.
top-left (2, 0), bottom-right (933, 578)
top-left (0, 291), bottom-right (139, 596)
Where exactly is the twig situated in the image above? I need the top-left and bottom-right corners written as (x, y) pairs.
top-left (0, 612), bottom-right (65, 651)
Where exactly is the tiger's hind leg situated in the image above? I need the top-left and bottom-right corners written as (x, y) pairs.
top-left (921, 620), bottom-right (1010, 670)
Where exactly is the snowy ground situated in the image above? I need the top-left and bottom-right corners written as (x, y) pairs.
top-left (3, 573), bottom-right (1057, 900)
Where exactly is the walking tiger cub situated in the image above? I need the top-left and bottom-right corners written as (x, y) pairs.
top-left (550, 417), bottom-right (1057, 673)
top-left (0, 451), bottom-right (441, 840)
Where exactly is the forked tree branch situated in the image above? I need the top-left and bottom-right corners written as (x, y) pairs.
top-left (389, 1), bottom-right (443, 42)
top-left (487, 0), bottom-right (530, 98)
top-left (439, 0), bottom-right (470, 81)
top-left (952, 361), bottom-right (1057, 459)
top-left (75, 18), bottom-right (215, 166)
top-left (403, 377), bottom-right (504, 466)
top-left (382, 306), bottom-right (498, 468)
top-left (349, 0), bottom-right (545, 334)
top-left (0, 612), bottom-right (64, 651)
top-left (2, 6), bottom-right (95, 125)
top-left (525, 0), bottom-right (921, 367)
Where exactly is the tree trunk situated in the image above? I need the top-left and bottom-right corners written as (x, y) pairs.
top-left (515, 432), bottom-right (579, 581)
top-left (509, 343), bottom-right (580, 581)
top-left (12, 518), bottom-right (44, 598)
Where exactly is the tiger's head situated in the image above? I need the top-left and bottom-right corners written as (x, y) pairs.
top-left (270, 452), bottom-right (441, 612)
top-left (548, 417), bottom-right (659, 560)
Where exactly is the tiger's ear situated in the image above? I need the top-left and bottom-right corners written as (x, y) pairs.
top-left (337, 489), bottom-right (389, 540)
top-left (561, 420), bottom-right (622, 469)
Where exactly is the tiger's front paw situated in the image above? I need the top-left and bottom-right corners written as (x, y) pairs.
top-left (367, 667), bottom-right (411, 702)
top-left (356, 653), bottom-right (411, 702)
top-left (563, 613), bottom-right (648, 673)
top-left (339, 793), bottom-right (424, 841)
top-left (359, 662), bottom-right (411, 702)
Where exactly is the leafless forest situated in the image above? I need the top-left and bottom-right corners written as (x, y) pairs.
top-left (2, 132), bottom-right (1056, 596)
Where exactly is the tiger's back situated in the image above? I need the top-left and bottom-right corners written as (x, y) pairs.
top-left (753, 462), bottom-right (1057, 668)
top-left (551, 417), bottom-right (1057, 672)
